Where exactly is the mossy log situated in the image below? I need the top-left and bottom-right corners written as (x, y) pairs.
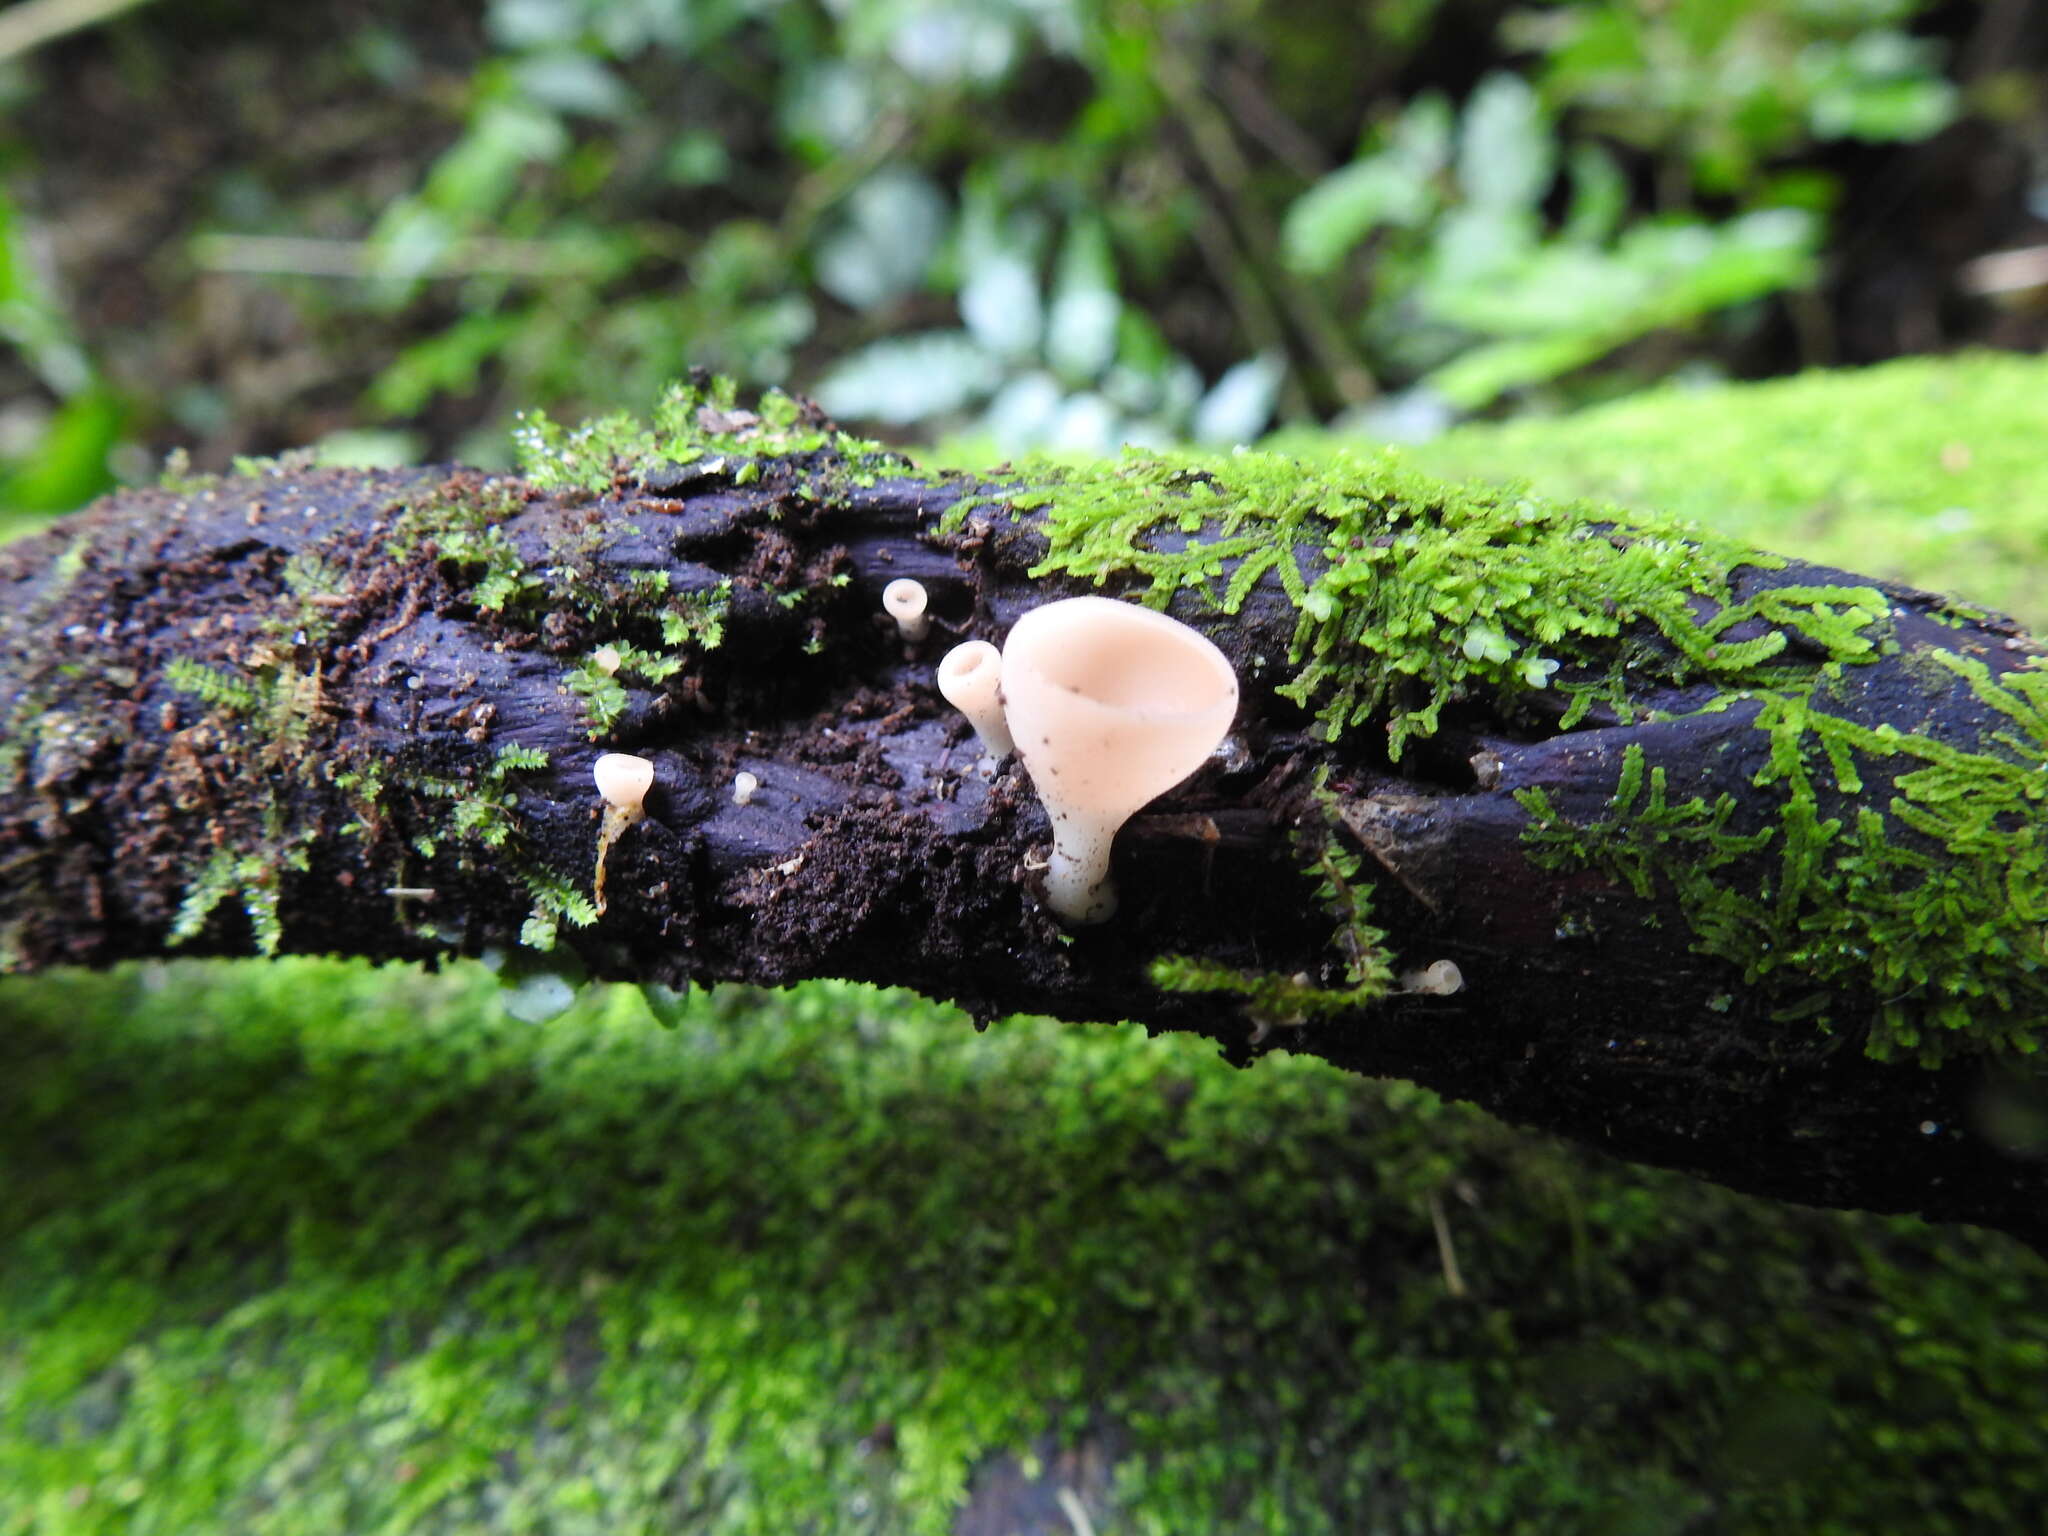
top-left (4, 395), bottom-right (2046, 1247)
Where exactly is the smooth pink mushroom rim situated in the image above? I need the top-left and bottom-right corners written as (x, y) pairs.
top-left (1000, 597), bottom-right (1238, 923)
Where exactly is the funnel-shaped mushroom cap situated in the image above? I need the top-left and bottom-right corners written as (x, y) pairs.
top-left (883, 578), bottom-right (929, 641)
top-left (592, 752), bottom-right (655, 816)
top-left (1003, 597), bottom-right (1237, 817)
top-left (1001, 596), bottom-right (1238, 921)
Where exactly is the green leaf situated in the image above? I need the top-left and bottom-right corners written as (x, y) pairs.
top-left (1282, 156), bottom-right (1434, 276)
top-left (813, 332), bottom-right (1001, 425)
top-left (1457, 72), bottom-right (1553, 212)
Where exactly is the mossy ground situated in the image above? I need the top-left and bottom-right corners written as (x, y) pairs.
top-left (7, 355), bottom-right (2048, 1530)
top-left (1395, 350), bottom-right (2048, 629)
top-left (4, 961), bottom-right (2047, 1535)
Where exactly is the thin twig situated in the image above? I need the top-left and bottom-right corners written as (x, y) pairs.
top-left (1215, 58), bottom-right (1331, 180)
top-left (0, 0), bottom-right (155, 65)
top-left (1152, 31), bottom-right (1378, 406)
top-left (1426, 1188), bottom-right (1468, 1299)
top-left (1958, 245), bottom-right (2048, 299)
top-left (190, 234), bottom-right (610, 281)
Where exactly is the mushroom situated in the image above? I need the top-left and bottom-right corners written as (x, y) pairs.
top-left (1400, 959), bottom-right (1464, 996)
top-left (591, 752), bottom-right (655, 915)
top-left (1000, 596), bottom-right (1238, 924)
top-left (936, 640), bottom-right (1014, 759)
top-left (883, 579), bottom-right (930, 644)
top-left (592, 752), bottom-right (654, 822)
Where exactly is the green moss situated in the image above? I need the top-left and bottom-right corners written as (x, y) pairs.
top-left (383, 476), bottom-right (530, 574)
top-left (1152, 779), bottom-right (1395, 1035)
top-left (660, 579), bottom-right (730, 648)
top-left (510, 376), bottom-right (896, 497)
top-left (1007, 444), bottom-right (1886, 757)
top-left (972, 439), bottom-right (1937, 1047)
top-left (2, 960), bottom-right (2044, 1532)
top-left (1398, 350), bottom-right (2048, 628)
top-left (164, 656), bottom-right (261, 715)
top-left (1517, 742), bottom-right (1775, 902)
top-left (1517, 654), bottom-right (2048, 1062)
top-left (563, 643), bottom-right (684, 739)
top-left (402, 742), bottom-right (589, 952)
top-left (929, 407), bottom-right (2048, 1062)
top-left (155, 446), bottom-right (214, 495)
top-left (167, 849), bottom-right (295, 957)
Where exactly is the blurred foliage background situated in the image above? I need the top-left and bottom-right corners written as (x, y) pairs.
top-left (0, 0), bottom-right (2043, 523)
top-left (5, 3), bottom-right (2048, 1531)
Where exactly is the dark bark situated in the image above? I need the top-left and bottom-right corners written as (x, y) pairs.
top-left (3, 444), bottom-right (2046, 1250)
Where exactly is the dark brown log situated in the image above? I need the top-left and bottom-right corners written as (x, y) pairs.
top-left (3, 437), bottom-right (2045, 1250)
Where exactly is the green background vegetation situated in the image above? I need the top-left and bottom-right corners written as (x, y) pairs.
top-left (1, 0), bottom-right (2037, 524)
top-left (3, 0), bottom-right (2048, 1529)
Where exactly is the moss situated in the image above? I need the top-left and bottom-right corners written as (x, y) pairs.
top-left (660, 579), bottom-right (731, 648)
top-left (920, 390), bottom-right (2048, 1062)
top-left (1519, 655), bottom-right (2048, 1062)
top-left (1152, 778), bottom-right (1395, 1035)
top-left (404, 742), bottom-right (590, 953)
top-left (164, 656), bottom-right (262, 715)
top-left (1397, 349), bottom-right (2048, 628)
top-left (563, 642), bottom-right (685, 739)
top-left (510, 375), bottom-right (898, 498)
top-left (167, 848), bottom-right (297, 956)
top-left (2, 960), bottom-right (2044, 1532)
top-left (1003, 443), bottom-right (1886, 757)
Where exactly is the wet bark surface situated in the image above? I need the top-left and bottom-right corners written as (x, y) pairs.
top-left (2, 449), bottom-right (2045, 1251)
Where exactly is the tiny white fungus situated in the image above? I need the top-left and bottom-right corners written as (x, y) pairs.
top-left (592, 752), bottom-right (655, 819)
top-left (883, 578), bottom-right (930, 643)
top-left (733, 770), bottom-right (760, 806)
top-left (936, 640), bottom-right (1014, 758)
top-left (589, 753), bottom-right (655, 916)
top-left (1400, 960), bottom-right (1464, 996)
top-left (594, 645), bottom-right (623, 676)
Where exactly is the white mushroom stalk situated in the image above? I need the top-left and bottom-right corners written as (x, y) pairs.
top-left (936, 640), bottom-right (1014, 759)
top-left (883, 578), bottom-right (930, 643)
top-left (591, 752), bottom-right (655, 915)
top-left (1000, 596), bottom-right (1239, 924)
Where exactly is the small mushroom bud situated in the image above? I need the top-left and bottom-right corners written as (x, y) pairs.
top-left (733, 770), bottom-right (759, 806)
top-left (883, 579), bottom-right (930, 643)
top-left (1400, 960), bottom-right (1464, 996)
top-left (1000, 597), bottom-right (1238, 924)
top-left (936, 640), bottom-right (1014, 759)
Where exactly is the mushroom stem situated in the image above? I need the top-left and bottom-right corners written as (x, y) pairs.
top-left (1045, 836), bottom-right (1119, 923)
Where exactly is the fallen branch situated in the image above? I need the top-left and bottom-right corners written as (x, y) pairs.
top-left (3, 384), bottom-right (2045, 1246)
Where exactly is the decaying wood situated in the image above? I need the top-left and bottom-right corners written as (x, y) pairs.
top-left (2, 440), bottom-right (2045, 1250)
